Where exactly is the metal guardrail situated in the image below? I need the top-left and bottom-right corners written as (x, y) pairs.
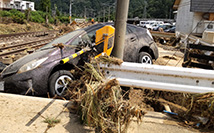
top-left (101, 62), bottom-right (214, 93)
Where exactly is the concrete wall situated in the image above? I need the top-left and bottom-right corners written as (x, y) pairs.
top-left (176, 0), bottom-right (194, 34)
top-left (192, 12), bottom-right (204, 34)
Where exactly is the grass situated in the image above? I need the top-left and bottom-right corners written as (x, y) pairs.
top-left (43, 117), bottom-right (61, 127)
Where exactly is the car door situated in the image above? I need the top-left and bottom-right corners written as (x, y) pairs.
top-left (123, 25), bottom-right (139, 62)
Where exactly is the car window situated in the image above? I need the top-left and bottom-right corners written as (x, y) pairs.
top-left (70, 28), bottom-right (98, 45)
top-left (40, 29), bottom-right (83, 49)
top-left (128, 25), bottom-right (138, 33)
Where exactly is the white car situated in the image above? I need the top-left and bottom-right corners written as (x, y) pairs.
top-left (138, 21), bottom-right (147, 27)
top-left (144, 21), bottom-right (164, 30)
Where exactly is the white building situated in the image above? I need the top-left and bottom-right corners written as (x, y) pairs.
top-left (173, 0), bottom-right (214, 35)
top-left (0, 0), bottom-right (35, 11)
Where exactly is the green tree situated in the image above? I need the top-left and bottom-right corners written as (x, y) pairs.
top-left (28, 0), bottom-right (174, 19)
top-left (39, 0), bottom-right (51, 12)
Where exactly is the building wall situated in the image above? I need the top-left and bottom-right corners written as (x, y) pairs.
top-left (1, 0), bottom-right (11, 8)
top-left (0, 0), bottom-right (2, 8)
top-left (21, 1), bottom-right (34, 11)
top-left (0, 0), bottom-right (34, 10)
top-left (176, 0), bottom-right (194, 34)
top-left (192, 12), bottom-right (204, 34)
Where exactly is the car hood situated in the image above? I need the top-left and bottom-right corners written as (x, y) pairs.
top-left (1, 49), bottom-right (54, 77)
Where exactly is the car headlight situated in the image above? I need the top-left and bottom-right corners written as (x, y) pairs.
top-left (18, 57), bottom-right (48, 73)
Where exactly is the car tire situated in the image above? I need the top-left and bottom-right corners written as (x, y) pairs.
top-left (49, 70), bottom-right (73, 97)
top-left (138, 52), bottom-right (153, 64)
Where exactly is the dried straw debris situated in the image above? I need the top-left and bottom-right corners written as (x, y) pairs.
top-left (65, 55), bottom-right (144, 132)
top-left (185, 92), bottom-right (214, 128)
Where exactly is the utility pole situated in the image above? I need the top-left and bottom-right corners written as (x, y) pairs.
top-left (143, 0), bottom-right (147, 18)
top-left (69, 0), bottom-right (73, 24)
top-left (112, 0), bottom-right (130, 59)
top-left (169, 8), bottom-right (172, 19)
top-left (103, 9), bottom-right (105, 22)
top-left (84, 7), bottom-right (86, 19)
top-left (108, 6), bottom-right (110, 22)
top-left (98, 12), bottom-right (100, 22)
top-left (46, 6), bottom-right (49, 25)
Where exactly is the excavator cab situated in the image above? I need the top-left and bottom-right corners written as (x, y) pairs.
top-left (94, 25), bottom-right (115, 58)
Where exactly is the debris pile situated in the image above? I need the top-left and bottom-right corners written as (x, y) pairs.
top-left (153, 36), bottom-right (178, 46)
top-left (185, 92), bottom-right (214, 128)
top-left (65, 56), bottom-right (145, 132)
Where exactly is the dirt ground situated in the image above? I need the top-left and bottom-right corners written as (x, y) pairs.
top-left (0, 22), bottom-right (54, 34)
top-left (0, 22), bottom-right (91, 34)
top-left (154, 44), bottom-right (184, 67)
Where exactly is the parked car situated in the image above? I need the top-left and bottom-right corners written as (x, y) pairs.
top-left (138, 21), bottom-right (147, 27)
top-left (164, 26), bottom-right (176, 33)
top-left (153, 24), bottom-right (173, 31)
top-left (142, 21), bottom-right (164, 30)
top-left (143, 21), bottom-right (156, 29)
top-left (0, 23), bottom-right (159, 96)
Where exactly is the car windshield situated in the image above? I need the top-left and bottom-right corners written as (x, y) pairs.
top-left (40, 29), bottom-right (84, 50)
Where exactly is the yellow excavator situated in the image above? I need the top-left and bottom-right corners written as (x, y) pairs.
top-left (61, 25), bottom-right (115, 64)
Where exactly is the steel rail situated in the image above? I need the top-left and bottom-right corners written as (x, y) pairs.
top-left (0, 30), bottom-right (59, 38)
top-left (0, 37), bottom-right (56, 57)
top-left (101, 62), bottom-right (214, 93)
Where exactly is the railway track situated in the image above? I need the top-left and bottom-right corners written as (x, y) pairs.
top-left (0, 37), bottom-right (56, 57)
top-left (0, 30), bottom-right (60, 64)
top-left (0, 30), bottom-right (59, 40)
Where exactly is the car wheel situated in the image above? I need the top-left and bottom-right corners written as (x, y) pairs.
top-left (49, 70), bottom-right (73, 97)
top-left (138, 52), bottom-right (153, 64)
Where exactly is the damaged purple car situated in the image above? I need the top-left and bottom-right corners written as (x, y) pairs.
top-left (0, 23), bottom-right (158, 96)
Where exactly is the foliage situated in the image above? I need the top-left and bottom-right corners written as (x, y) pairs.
top-left (30, 11), bottom-right (45, 23)
top-left (38, 0), bottom-right (51, 13)
top-left (25, 8), bottom-right (31, 22)
top-left (57, 16), bottom-right (69, 24)
top-left (1, 0), bottom-right (174, 24)
top-left (30, 0), bottom-right (174, 20)
top-left (54, 4), bottom-right (61, 16)
top-left (48, 13), bottom-right (54, 24)
top-left (9, 9), bottom-right (25, 24)
top-left (0, 11), bottom-right (12, 17)
top-left (0, 9), bottom-right (57, 24)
